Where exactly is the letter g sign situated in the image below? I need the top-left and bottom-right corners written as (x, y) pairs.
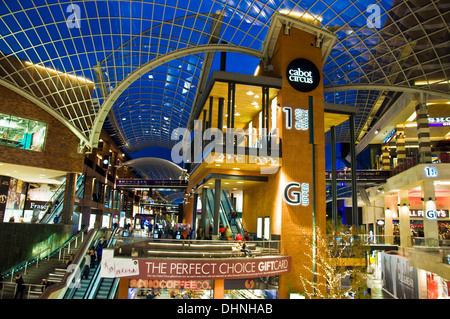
top-left (284, 182), bottom-right (310, 206)
top-left (284, 182), bottom-right (301, 205)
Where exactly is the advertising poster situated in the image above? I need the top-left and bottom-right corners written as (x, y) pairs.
top-left (381, 252), bottom-right (419, 299)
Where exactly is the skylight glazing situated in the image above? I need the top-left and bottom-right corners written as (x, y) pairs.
top-left (0, 0), bottom-right (448, 157)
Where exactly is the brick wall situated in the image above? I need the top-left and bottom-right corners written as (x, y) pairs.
top-left (0, 85), bottom-right (84, 173)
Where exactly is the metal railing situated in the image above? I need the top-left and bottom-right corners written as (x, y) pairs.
top-left (0, 282), bottom-right (46, 300)
top-left (112, 237), bottom-right (282, 258)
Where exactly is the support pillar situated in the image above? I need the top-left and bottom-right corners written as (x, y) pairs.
top-left (213, 279), bottom-right (224, 299)
top-left (398, 190), bottom-right (411, 248)
top-left (201, 188), bottom-right (208, 239)
top-left (383, 195), bottom-right (396, 245)
top-left (61, 173), bottom-right (76, 225)
top-left (415, 95), bottom-right (432, 164)
top-left (422, 180), bottom-right (439, 246)
top-left (349, 114), bottom-right (358, 227)
top-left (395, 125), bottom-right (406, 167)
top-left (213, 179), bottom-right (221, 240)
top-left (330, 126), bottom-right (337, 228)
top-left (381, 145), bottom-right (391, 170)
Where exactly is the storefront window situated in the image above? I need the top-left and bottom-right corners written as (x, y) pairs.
top-left (0, 113), bottom-right (47, 152)
top-left (128, 279), bottom-right (213, 299)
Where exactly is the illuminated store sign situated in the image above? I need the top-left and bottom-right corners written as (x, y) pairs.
top-left (383, 129), bottom-right (396, 143)
top-left (283, 182), bottom-right (309, 206)
top-left (129, 279), bottom-right (212, 290)
top-left (428, 117), bottom-right (450, 126)
top-left (282, 107), bottom-right (309, 131)
top-left (408, 209), bottom-right (448, 218)
top-left (424, 166), bottom-right (438, 177)
top-left (286, 58), bottom-right (320, 92)
top-left (426, 210), bottom-right (437, 220)
top-left (101, 252), bottom-right (291, 280)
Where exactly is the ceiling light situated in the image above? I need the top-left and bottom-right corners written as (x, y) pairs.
top-left (233, 168), bottom-right (240, 170)
top-left (254, 65), bottom-right (260, 76)
top-left (407, 112), bottom-right (417, 122)
top-left (247, 91), bottom-right (254, 96)
top-left (25, 61), bottom-right (94, 84)
top-left (414, 79), bottom-right (450, 86)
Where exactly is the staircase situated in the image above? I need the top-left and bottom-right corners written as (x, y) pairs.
top-left (1, 255), bottom-right (67, 299)
top-left (1, 229), bottom-right (89, 299)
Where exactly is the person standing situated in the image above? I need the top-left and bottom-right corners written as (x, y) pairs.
top-left (14, 274), bottom-right (25, 299)
top-left (83, 252), bottom-right (91, 279)
top-left (225, 225), bottom-right (232, 241)
top-left (88, 246), bottom-right (96, 268)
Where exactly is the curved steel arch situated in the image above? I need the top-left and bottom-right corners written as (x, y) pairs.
top-left (89, 43), bottom-right (263, 149)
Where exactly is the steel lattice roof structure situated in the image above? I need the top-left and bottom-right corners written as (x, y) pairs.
top-left (0, 0), bottom-right (449, 171)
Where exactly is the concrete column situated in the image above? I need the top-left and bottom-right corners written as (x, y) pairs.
top-left (201, 188), bottom-right (208, 239)
top-left (213, 279), bottom-right (224, 299)
top-left (61, 173), bottom-right (76, 225)
top-left (398, 190), bottom-right (411, 247)
top-left (384, 195), bottom-right (397, 245)
top-left (381, 145), bottom-right (391, 170)
top-left (81, 206), bottom-right (91, 229)
top-left (415, 97), bottom-right (432, 164)
top-left (395, 125), bottom-right (406, 167)
top-left (213, 179), bottom-right (221, 240)
top-left (421, 180), bottom-right (439, 246)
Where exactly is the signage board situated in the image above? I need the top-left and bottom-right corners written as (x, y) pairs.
top-left (286, 58), bottom-right (320, 92)
top-left (424, 166), bottom-right (438, 177)
top-left (283, 182), bottom-right (309, 206)
top-left (101, 251), bottom-right (291, 280)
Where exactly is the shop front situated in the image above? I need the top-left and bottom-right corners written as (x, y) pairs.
top-left (128, 278), bottom-right (214, 299)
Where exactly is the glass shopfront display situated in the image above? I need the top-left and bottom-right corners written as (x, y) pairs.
top-left (0, 113), bottom-right (47, 152)
top-left (128, 279), bottom-right (213, 299)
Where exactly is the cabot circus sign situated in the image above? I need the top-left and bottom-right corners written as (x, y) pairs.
top-left (286, 58), bottom-right (320, 92)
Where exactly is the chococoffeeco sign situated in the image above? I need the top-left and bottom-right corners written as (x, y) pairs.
top-left (286, 58), bottom-right (320, 92)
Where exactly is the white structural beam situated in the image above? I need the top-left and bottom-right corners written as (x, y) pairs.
top-left (89, 44), bottom-right (263, 149)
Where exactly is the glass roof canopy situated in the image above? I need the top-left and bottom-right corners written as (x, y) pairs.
top-left (0, 0), bottom-right (448, 163)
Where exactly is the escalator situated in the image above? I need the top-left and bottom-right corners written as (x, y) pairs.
top-left (65, 236), bottom-right (119, 299)
top-left (204, 189), bottom-right (244, 238)
top-left (39, 175), bottom-right (84, 224)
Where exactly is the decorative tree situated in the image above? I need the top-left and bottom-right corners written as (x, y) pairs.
top-left (299, 226), bottom-right (370, 299)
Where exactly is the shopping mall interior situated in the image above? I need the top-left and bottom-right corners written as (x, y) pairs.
top-left (0, 0), bottom-right (449, 302)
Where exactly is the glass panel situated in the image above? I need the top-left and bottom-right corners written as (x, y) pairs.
top-left (0, 113), bottom-right (47, 152)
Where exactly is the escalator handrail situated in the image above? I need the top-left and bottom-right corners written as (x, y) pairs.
top-left (221, 190), bottom-right (244, 236)
top-left (39, 227), bottom-right (104, 299)
top-left (206, 189), bottom-right (232, 231)
top-left (39, 175), bottom-right (85, 224)
top-left (63, 235), bottom-right (103, 299)
top-left (84, 229), bottom-right (119, 299)
top-left (39, 180), bottom-right (66, 223)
